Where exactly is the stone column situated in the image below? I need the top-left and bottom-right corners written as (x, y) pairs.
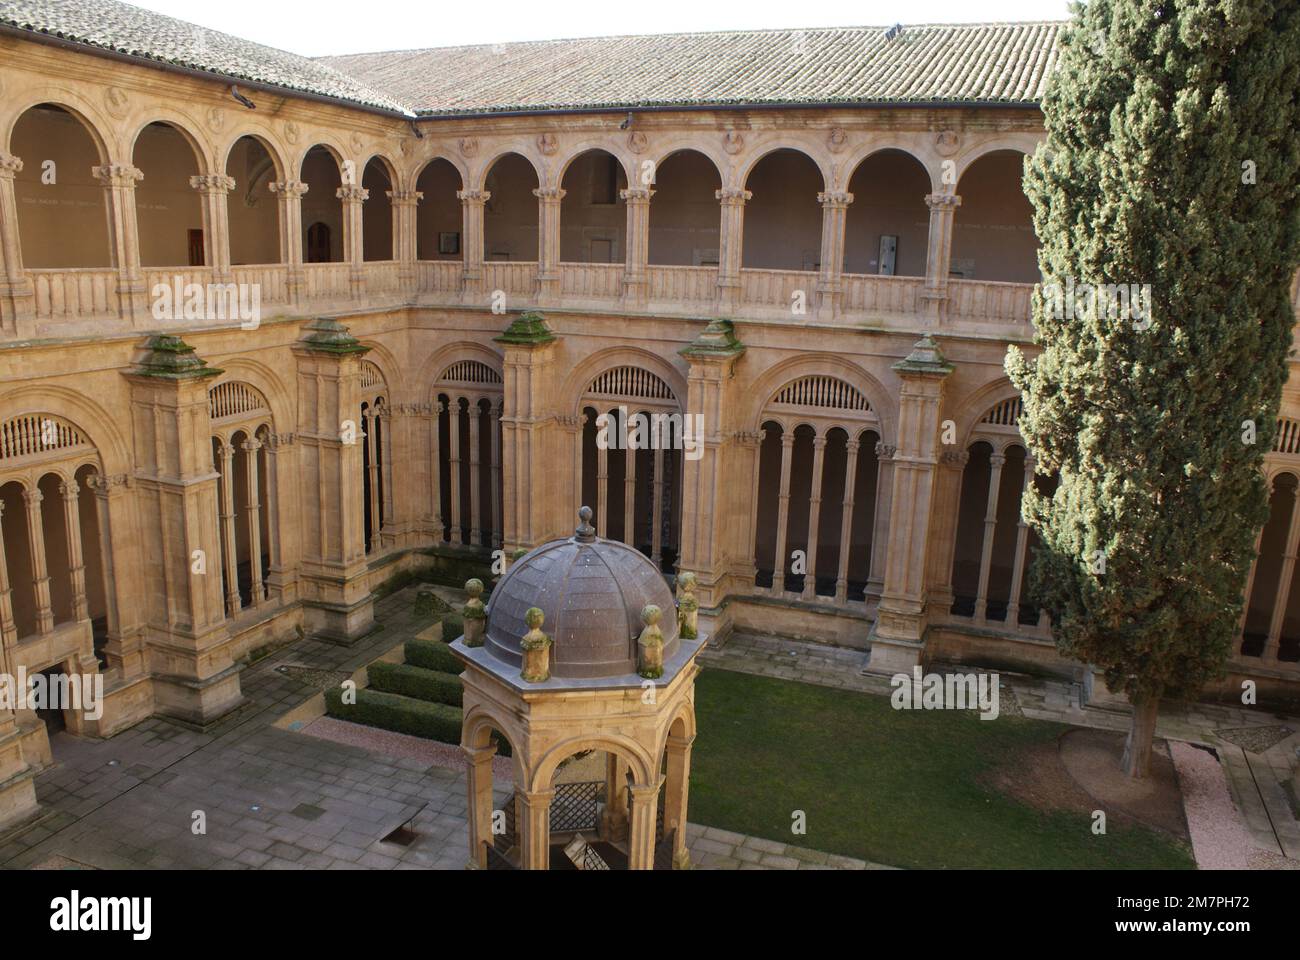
top-left (834, 438), bottom-right (861, 604)
top-left (715, 188), bottom-right (751, 312)
top-left (94, 163), bottom-right (147, 321)
top-left (0, 501), bottom-right (36, 826)
top-left (596, 422), bottom-right (610, 537)
top-left (518, 788), bottom-right (553, 870)
top-left (269, 180), bottom-right (308, 303)
top-left (927, 449), bottom-right (969, 616)
top-left (1264, 490), bottom-right (1300, 662)
top-left (262, 434), bottom-right (291, 603)
top-left (599, 752), bottom-right (629, 842)
top-left (623, 426), bottom-right (637, 547)
top-left (973, 452), bottom-right (1007, 622)
top-left (242, 437), bottom-right (265, 605)
top-left (868, 443), bottom-right (895, 600)
top-left (620, 186), bottom-right (654, 305)
top-left (626, 781), bottom-right (661, 871)
top-left (920, 192), bottom-right (962, 325)
top-left (533, 187), bottom-right (564, 303)
top-left (771, 432), bottom-right (796, 594)
top-left (86, 473), bottom-right (144, 679)
top-left (743, 429), bottom-right (765, 585)
top-left (387, 189), bottom-right (422, 292)
top-left (190, 174), bottom-right (236, 280)
top-left (468, 400), bottom-right (483, 546)
top-left (816, 190), bottom-right (853, 319)
top-left (0, 153), bottom-right (35, 337)
top-left (0, 502), bottom-right (18, 647)
top-left (364, 409), bottom-right (381, 553)
top-left (21, 488), bottom-right (54, 635)
top-left (218, 440), bottom-right (241, 615)
top-left (866, 335), bottom-right (952, 674)
top-left (337, 185), bottom-right (368, 299)
top-left (458, 189), bottom-right (490, 298)
top-left (803, 435), bottom-right (828, 599)
top-left (463, 744), bottom-right (496, 869)
top-left (447, 398), bottom-right (462, 544)
top-left (428, 400), bottom-right (444, 540)
top-left (490, 404), bottom-right (502, 548)
top-left (651, 444), bottom-right (665, 568)
top-left (1005, 456), bottom-right (1035, 626)
top-left (58, 479), bottom-right (89, 622)
top-left (662, 734), bottom-right (693, 870)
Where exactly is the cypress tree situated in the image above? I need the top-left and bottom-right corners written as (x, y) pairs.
top-left (1007, 0), bottom-right (1300, 776)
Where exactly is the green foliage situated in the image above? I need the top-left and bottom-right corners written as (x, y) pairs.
top-left (440, 613), bottom-right (464, 641)
top-left (413, 588), bottom-right (452, 618)
top-left (404, 637), bottom-right (462, 673)
top-left (1008, 0), bottom-right (1300, 703)
top-left (324, 686), bottom-right (463, 743)
top-left (367, 661), bottom-right (463, 707)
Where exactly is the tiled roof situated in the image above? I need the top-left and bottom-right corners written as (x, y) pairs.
top-left (321, 22), bottom-right (1063, 116)
top-left (0, 0), bottom-right (414, 115)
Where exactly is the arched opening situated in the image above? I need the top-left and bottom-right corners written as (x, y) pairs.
top-left (741, 150), bottom-right (823, 271)
top-left (209, 382), bottom-right (274, 613)
top-left (225, 135), bottom-right (281, 265)
top-left (647, 150), bottom-right (721, 266)
top-left (361, 157), bottom-right (394, 262)
top-left (132, 122), bottom-right (205, 267)
top-left (415, 158), bottom-right (463, 261)
top-left (560, 150), bottom-right (627, 264)
top-left (482, 153), bottom-right (538, 262)
top-left (300, 145), bottom-right (343, 263)
top-left (953, 150), bottom-right (1038, 283)
top-left (844, 150), bottom-right (930, 277)
top-left (1243, 472), bottom-right (1298, 657)
top-left (1, 480), bottom-right (37, 639)
top-left (11, 104), bottom-right (110, 268)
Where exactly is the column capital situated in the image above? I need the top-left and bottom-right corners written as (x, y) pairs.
top-left (716, 187), bottom-right (752, 205)
top-left (93, 164), bottom-right (143, 187)
top-left (620, 186), bottom-right (655, 203)
top-left (190, 173), bottom-right (236, 194)
top-left (925, 191), bottom-right (962, 210)
top-left (940, 449), bottom-right (970, 467)
top-left (876, 441), bottom-right (897, 460)
top-left (0, 153), bottom-right (22, 179)
top-left (336, 185), bottom-right (369, 203)
top-left (22, 487), bottom-right (43, 507)
top-left (269, 179), bottom-right (310, 199)
top-left (627, 778), bottom-right (664, 800)
top-left (458, 188), bottom-right (491, 205)
top-left (780, 431), bottom-right (796, 448)
top-left (812, 435), bottom-right (828, 451)
top-left (58, 479), bottom-right (81, 500)
top-left (532, 186), bottom-right (565, 202)
top-left (241, 437), bottom-right (264, 453)
top-left (846, 438), bottom-right (861, 454)
top-left (818, 190), bottom-right (854, 208)
top-left (989, 452), bottom-right (1007, 467)
top-left (461, 743), bottom-right (498, 763)
top-left (386, 189), bottom-right (423, 206)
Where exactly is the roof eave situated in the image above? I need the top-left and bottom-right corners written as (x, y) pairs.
top-left (411, 97), bottom-right (1044, 121)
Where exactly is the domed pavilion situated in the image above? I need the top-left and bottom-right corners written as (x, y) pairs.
top-left (452, 507), bottom-right (705, 870)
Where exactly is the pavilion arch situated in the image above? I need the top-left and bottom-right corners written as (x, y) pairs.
top-left (953, 147), bottom-right (1038, 284)
top-left (657, 700), bottom-right (698, 757)
top-left (745, 354), bottom-right (895, 444)
top-left (460, 706), bottom-right (527, 780)
top-left (530, 734), bottom-right (656, 794)
top-left (647, 148), bottom-right (723, 267)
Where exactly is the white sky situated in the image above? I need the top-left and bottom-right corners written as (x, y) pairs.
top-left (128, 0), bottom-right (1074, 56)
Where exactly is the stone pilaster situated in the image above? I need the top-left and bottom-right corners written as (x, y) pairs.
top-left (921, 192), bottom-right (962, 324)
top-left (269, 180), bottom-right (308, 303)
top-left (866, 334), bottom-right (953, 674)
top-left (387, 189), bottom-right (422, 292)
top-left (816, 190), bottom-right (853, 319)
top-left (93, 164), bottom-right (147, 322)
top-left (292, 318), bottom-right (375, 642)
top-left (85, 473), bottom-right (146, 679)
top-left (337, 184), bottom-right (369, 299)
top-left (678, 319), bottom-right (745, 608)
top-left (125, 335), bottom-right (243, 724)
top-left (715, 188), bottom-right (751, 311)
top-left (458, 189), bottom-right (490, 298)
top-left (0, 153), bottom-right (34, 338)
top-left (620, 186), bottom-right (654, 305)
top-left (533, 187), bottom-right (564, 303)
top-left (189, 174), bottom-right (236, 280)
top-left (495, 312), bottom-right (559, 552)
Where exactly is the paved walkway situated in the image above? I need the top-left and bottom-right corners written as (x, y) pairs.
top-left (702, 631), bottom-right (1300, 865)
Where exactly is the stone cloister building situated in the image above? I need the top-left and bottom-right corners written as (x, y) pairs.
top-left (0, 4), bottom-right (1298, 828)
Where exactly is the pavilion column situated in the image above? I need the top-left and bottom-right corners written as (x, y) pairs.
top-left (599, 753), bottom-right (629, 842)
top-left (770, 432), bottom-right (796, 594)
top-left (623, 425), bottom-right (637, 547)
top-left (387, 189), bottom-right (422, 293)
top-left (218, 440), bottom-right (241, 615)
top-left (0, 502), bottom-right (18, 648)
top-left (802, 435), bottom-right (829, 599)
top-left (190, 174), bottom-right (235, 281)
top-left (651, 445), bottom-right (665, 568)
top-left (463, 744), bottom-right (496, 869)
top-left (662, 734), bottom-right (694, 870)
top-left (58, 479), bottom-right (89, 622)
top-left (337, 185), bottom-right (368, 299)
top-left (468, 401), bottom-right (483, 546)
top-left (94, 163), bottom-right (147, 321)
top-left (620, 186), bottom-right (654, 305)
top-left (816, 190), bottom-right (853, 319)
top-left (365, 409), bottom-right (381, 553)
top-left (458, 189), bottom-right (490, 298)
top-left (834, 438), bottom-right (861, 604)
top-left (518, 788), bottom-right (554, 870)
top-left (867, 335), bottom-right (952, 674)
top-left (428, 400), bottom-right (444, 540)
top-left (21, 488), bottom-right (54, 635)
top-left (490, 404), bottom-right (502, 548)
top-left (447, 398), bottom-right (462, 544)
top-left (715, 188), bottom-right (750, 311)
top-left (0, 153), bottom-right (35, 337)
top-left (269, 180), bottom-right (308, 304)
top-left (920, 191), bottom-right (962, 325)
top-left (242, 437), bottom-right (265, 605)
top-left (1004, 456), bottom-right (1035, 627)
top-left (533, 187), bottom-right (564, 303)
top-left (626, 781), bottom-right (662, 871)
top-left (1264, 487), bottom-right (1300, 662)
top-left (973, 452), bottom-right (1007, 623)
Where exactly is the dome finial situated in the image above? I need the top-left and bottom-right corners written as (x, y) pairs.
top-left (575, 505), bottom-right (596, 542)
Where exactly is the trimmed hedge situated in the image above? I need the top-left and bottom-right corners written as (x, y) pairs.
top-left (325, 687), bottom-right (462, 744)
top-left (404, 637), bottom-right (462, 673)
top-left (368, 661), bottom-right (463, 707)
top-left (440, 613), bottom-right (464, 641)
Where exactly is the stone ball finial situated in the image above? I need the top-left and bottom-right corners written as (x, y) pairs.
top-left (575, 505), bottom-right (596, 542)
top-left (637, 604), bottom-right (665, 680)
top-left (466, 578), bottom-right (484, 599)
top-left (525, 606), bottom-right (545, 629)
top-left (520, 606), bottom-right (552, 683)
top-left (462, 577), bottom-right (486, 646)
top-left (642, 603), bottom-right (661, 626)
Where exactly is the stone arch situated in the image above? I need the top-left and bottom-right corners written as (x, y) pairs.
top-left (357, 342), bottom-right (402, 400)
top-left (952, 136), bottom-right (1040, 184)
top-left (735, 141), bottom-right (829, 192)
top-left (0, 385), bottom-right (130, 476)
top-left (126, 113), bottom-right (211, 176)
top-left (839, 137), bottom-right (937, 193)
top-left (563, 346), bottom-right (687, 418)
top-left (294, 139), bottom-right (349, 179)
top-left (407, 152), bottom-right (468, 194)
top-left (958, 380), bottom-right (1025, 450)
top-left (530, 733), bottom-right (656, 794)
top-left (3, 93), bottom-right (113, 162)
top-left (219, 127), bottom-right (288, 184)
top-left (420, 340), bottom-right (504, 401)
top-left (475, 148), bottom-right (544, 193)
top-left (746, 354), bottom-right (895, 445)
top-left (555, 140), bottom-right (634, 187)
top-left (206, 357), bottom-right (292, 432)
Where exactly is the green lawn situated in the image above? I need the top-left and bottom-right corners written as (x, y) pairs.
top-left (690, 668), bottom-right (1195, 869)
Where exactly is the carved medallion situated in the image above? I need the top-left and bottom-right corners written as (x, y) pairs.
top-left (537, 132), bottom-right (558, 156)
top-left (627, 130), bottom-right (648, 154)
top-left (206, 106), bottom-right (225, 133)
top-left (935, 130), bottom-right (960, 157)
top-left (459, 137), bottom-right (479, 158)
top-left (722, 130), bottom-right (744, 155)
top-left (104, 86), bottom-right (129, 118)
top-left (284, 120), bottom-right (301, 145)
top-left (827, 127), bottom-right (848, 153)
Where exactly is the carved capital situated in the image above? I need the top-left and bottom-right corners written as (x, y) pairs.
top-left (619, 187), bottom-right (655, 203)
top-left (336, 185), bottom-right (369, 203)
top-left (386, 189), bottom-right (423, 206)
top-left (190, 173), bottom-right (236, 194)
top-left (0, 153), bottom-right (22, 179)
top-left (875, 441), bottom-right (897, 459)
top-left (93, 164), bottom-right (144, 188)
top-left (269, 180), bottom-right (309, 200)
top-left (818, 190), bottom-right (854, 208)
top-left (716, 188), bottom-right (752, 206)
top-left (940, 449), bottom-right (970, 467)
top-left (457, 189), bottom-right (490, 206)
top-left (925, 192), bottom-right (962, 210)
top-left (532, 187), bottom-right (565, 202)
